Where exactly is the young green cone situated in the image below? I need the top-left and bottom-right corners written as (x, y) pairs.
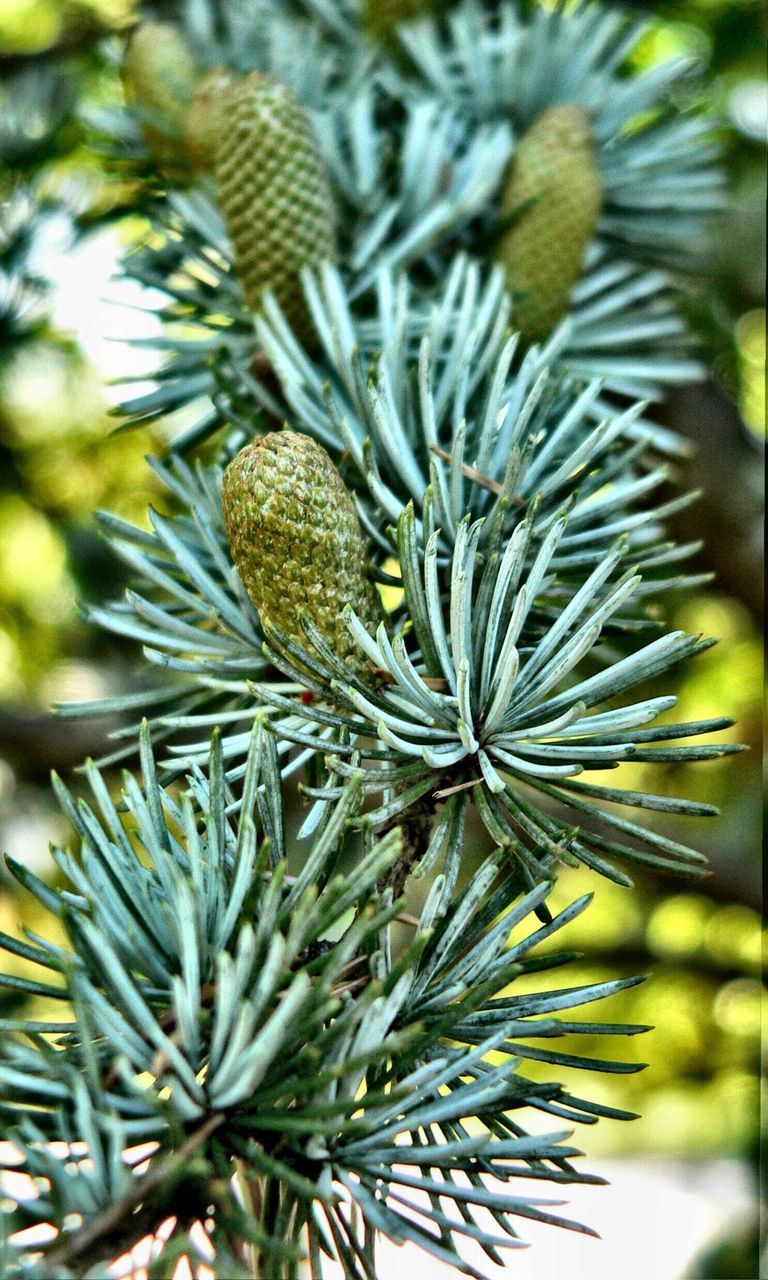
top-left (121, 22), bottom-right (199, 173)
top-left (495, 105), bottom-right (603, 342)
top-left (214, 72), bottom-right (337, 340)
top-left (221, 432), bottom-right (382, 669)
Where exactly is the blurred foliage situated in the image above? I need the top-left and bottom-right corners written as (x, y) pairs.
top-left (626, 0), bottom-right (767, 439)
top-left (506, 871), bottom-right (764, 1160)
top-left (0, 1), bottom-right (764, 1257)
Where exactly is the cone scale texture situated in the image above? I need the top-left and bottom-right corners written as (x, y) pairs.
top-left (214, 72), bottom-right (337, 338)
top-left (222, 432), bottom-right (382, 667)
top-left (495, 105), bottom-right (603, 342)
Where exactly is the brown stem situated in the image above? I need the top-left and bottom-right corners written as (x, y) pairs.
top-left (428, 444), bottom-right (525, 506)
top-left (380, 793), bottom-right (438, 899)
top-left (41, 1112), bottom-right (225, 1277)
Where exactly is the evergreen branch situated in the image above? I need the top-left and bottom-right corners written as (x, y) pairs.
top-left (395, 0), bottom-right (724, 266)
top-left (40, 1112), bottom-right (226, 1278)
top-left (2, 3), bottom-right (736, 1276)
top-left (256, 257), bottom-right (695, 560)
top-left (1, 728), bottom-right (649, 1277)
top-left (257, 498), bottom-right (728, 884)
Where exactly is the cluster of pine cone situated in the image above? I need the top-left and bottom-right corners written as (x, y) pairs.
top-left (122, 7), bottom-right (604, 666)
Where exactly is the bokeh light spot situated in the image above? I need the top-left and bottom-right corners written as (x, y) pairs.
top-left (713, 978), bottom-right (764, 1039)
top-left (0, 495), bottom-right (68, 604)
top-left (704, 903), bottom-right (764, 973)
top-left (646, 895), bottom-right (714, 960)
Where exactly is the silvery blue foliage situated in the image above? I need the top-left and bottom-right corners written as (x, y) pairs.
top-left (258, 503), bottom-right (737, 887)
top-left (108, 0), bottom-right (720, 450)
top-left (71, 256), bottom-right (719, 792)
top-left (0, 1), bottom-right (735, 1277)
top-left (255, 257), bottom-right (697, 542)
top-left (391, 0), bottom-right (724, 265)
top-left (1, 729), bottom-right (648, 1276)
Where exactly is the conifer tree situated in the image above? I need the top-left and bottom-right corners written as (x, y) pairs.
top-left (0, 2), bottom-right (738, 1277)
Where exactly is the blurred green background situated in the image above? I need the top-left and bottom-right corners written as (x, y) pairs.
top-left (0, 2), bottom-right (764, 1278)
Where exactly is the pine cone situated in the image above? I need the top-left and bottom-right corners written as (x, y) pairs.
top-left (495, 105), bottom-right (603, 342)
top-left (121, 22), bottom-right (199, 173)
top-left (214, 72), bottom-right (337, 340)
top-left (221, 432), bottom-right (382, 670)
top-left (184, 68), bottom-right (237, 173)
